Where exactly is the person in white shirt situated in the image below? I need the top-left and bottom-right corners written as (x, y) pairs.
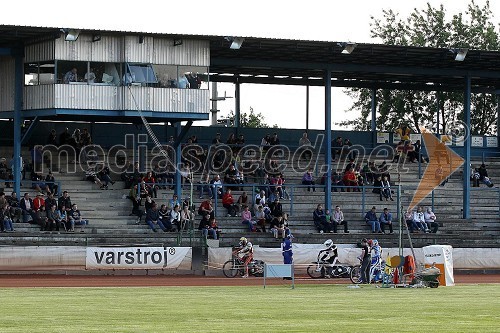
top-left (412, 206), bottom-right (428, 232)
top-left (84, 68), bottom-right (96, 83)
top-left (423, 207), bottom-right (438, 233)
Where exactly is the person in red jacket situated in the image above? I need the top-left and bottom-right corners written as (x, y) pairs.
top-left (33, 192), bottom-right (46, 212)
top-left (343, 168), bottom-right (359, 192)
top-left (222, 189), bottom-right (239, 217)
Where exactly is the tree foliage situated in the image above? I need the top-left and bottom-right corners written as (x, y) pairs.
top-left (339, 1), bottom-right (500, 135)
top-left (227, 107), bottom-right (278, 128)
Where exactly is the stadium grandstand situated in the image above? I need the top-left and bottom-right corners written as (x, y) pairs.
top-left (0, 25), bottom-right (498, 275)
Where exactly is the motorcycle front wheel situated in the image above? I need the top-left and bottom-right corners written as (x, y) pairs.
top-left (307, 265), bottom-right (324, 279)
top-left (350, 265), bottom-right (362, 284)
top-left (223, 259), bottom-right (240, 278)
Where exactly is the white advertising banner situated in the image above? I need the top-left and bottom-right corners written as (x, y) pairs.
top-left (85, 247), bottom-right (192, 270)
top-left (377, 132), bottom-right (390, 144)
top-left (409, 134), bottom-right (421, 143)
top-left (471, 136), bottom-right (484, 147)
top-left (486, 137), bottom-right (498, 148)
top-left (423, 245), bottom-right (454, 286)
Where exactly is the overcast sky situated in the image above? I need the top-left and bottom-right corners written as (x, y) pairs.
top-left (3, 0), bottom-right (498, 130)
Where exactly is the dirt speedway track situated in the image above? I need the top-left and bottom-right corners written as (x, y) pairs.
top-left (0, 274), bottom-right (498, 288)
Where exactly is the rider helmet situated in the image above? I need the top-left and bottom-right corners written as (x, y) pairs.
top-left (324, 239), bottom-right (334, 249)
top-left (239, 237), bottom-right (247, 245)
top-left (372, 239), bottom-right (378, 246)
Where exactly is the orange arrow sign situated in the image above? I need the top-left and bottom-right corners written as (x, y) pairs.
top-left (408, 130), bottom-right (464, 211)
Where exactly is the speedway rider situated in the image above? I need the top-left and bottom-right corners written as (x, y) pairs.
top-left (316, 239), bottom-right (338, 278)
top-left (234, 237), bottom-right (254, 278)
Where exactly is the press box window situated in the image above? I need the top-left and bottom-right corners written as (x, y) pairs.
top-left (124, 63), bottom-right (158, 85)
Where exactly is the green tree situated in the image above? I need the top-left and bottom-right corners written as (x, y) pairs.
top-left (227, 107), bottom-right (278, 128)
top-left (339, 1), bottom-right (499, 135)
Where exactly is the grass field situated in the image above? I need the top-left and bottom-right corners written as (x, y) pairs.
top-left (1, 284), bottom-right (499, 333)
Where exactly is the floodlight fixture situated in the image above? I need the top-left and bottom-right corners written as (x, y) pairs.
top-left (60, 28), bottom-right (80, 41)
top-left (450, 48), bottom-right (468, 61)
top-left (92, 34), bottom-right (101, 42)
top-left (173, 38), bottom-right (183, 46)
top-left (338, 42), bottom-right (356, 54)
top-left (225, 36), bottom-right (245, 50)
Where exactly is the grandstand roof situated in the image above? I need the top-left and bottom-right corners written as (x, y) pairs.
top-left (1, 24), bottom-right (500, 93)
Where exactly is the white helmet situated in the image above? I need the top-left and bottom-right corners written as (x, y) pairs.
top-left (324, 239), bottom-right (334, 249)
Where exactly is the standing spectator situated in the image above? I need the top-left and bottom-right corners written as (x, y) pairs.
top-left (282, 234), bottom-right (293, 267)
top-left (47, 129), bottom-right (58, 146)
top-left (379, 207), bottom-right (394, 234)
top-left (331, 205), bottom-right (349, 233)
top-left (68, 204), bottom-right (88, 232)
top-left (412, 206), bottom-right (428, 232)
top-left (364, 206), bottom-right (381, 233)
top-left (424, 207), bottom-right (439, 233)
top-left (269, 133), bottom-right (280, 145)
top-left (59, 128), bottom-right (71, 146)
top-left (80, 128), bottom-right (92, 146)
top-left (298, 132), bottom-right (312, 160)
top-left (146, 203), bottom-right (167, 233)
top-left (128, 185), bottom-right (143, 224)
top-left (241, 205), bottom-right (255, 232)
top-left (359, 238), bottom-right (372, 284)
top-left (302, 169), bottom-right (316, 192)
top-left (313, 204), bottom-right (330, 233)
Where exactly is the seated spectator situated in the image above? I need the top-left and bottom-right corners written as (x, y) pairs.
top-left (212, 133), bottom-right (221, 145)
top-left (331, 205), bottom-right (349, 233)
top-left (33, 192), bottom-right (45, 212)
top-left (58, 191), bottom-right (72, 211)
top-left (313, 204), bottom-right (330, 233)
top-left (168, 194), bottom-right (180, 210)
top-left (302, 169), bottom-right (316, 192)
top-left (68, 204), bottom-right (88, 232)
top-left (330, 172), bottom-right (345, 192)
top-left (31, 171), bottom-right (50, 194)
top-left (222, 189), bottom-right (239, 217)
top-left (436, 164), bottom-right (448, 186)
top-left (1, 205), bottom-right (14, 232)
top-left (272, 173), bottom-right (285, 199)
top-left (269, 132), bottom-right (280, 146)
top-left (379, 207), bottom-right (394, 234)
top-left (269, 198), bottom-right (283, 218)
top-left (260, 134), bottom-right (271, 152)
top-left (44, 171), bottom-right (59, 196)
top-left (254, 204), bottom-right (266, 232)
top-left (269, 215), bottom-right (286, 239)
top-left (85, 165), bottom-right (104, 189)
top-left (44, 192), bottom-right (57, 213)
top-left (146, 203), bottom-right (167, 233)
top-left (127, 185), bottom-right (143, 224)
top-left (362, 162), bottom-right (375, 185)
top-left (208, 217), bottom-right (220, 239)
top-left (180, 205), bottom-right (195, 231)
top-left (412, 206), bottom-right (428, 233)
top-left (7, 191), bottom-right (22, 223)
top-left (198, 214), bottom-right (217, 239)
top-left (380, 176), bottom-right (394, 201)
top-left (434, 140), bottom-right (450, 165)
top-left (405, 209), bottom-right (418, 233)
top-left (241, 205), bottom-right (255, 232)
top-left (20, 193), bottom-right (36, 223)
top-left (255, 190), bottom-right (267, 207)
top-left (180, 165), bottom-right (192, 189)
top-left (372, 175), bottom-right (382, 196)
top-left (473, 164), bottom-right (494, 188)
top-left (323, 209), bottom-right (335, 233)
top-left (423, 207), bottom-right (438, 233)
top-left (198, 198), bottom-right (214, 219)
top-left (226, 133), bottom-right (237, 145)
top-left (343, 168), bottom-right (359, 192)
top-left (364, 206), bottom-right (381, 233)
top-left (97, 164), bottom-right (114, 190)
top-left (224, 164), bottom-right (243, 190)
top-left (168, 205), bottom-right (181, 232)
top-left (46, 204), bottom-right (62, 232)
top-left (237, 192), bottom-right (249, 214)
top-left (258, 173), bottom-right (271, 199)
top-left (209, 174), bottom-right (223, 199)
top-left (331, 136), bottom-right (343, 160)
top-left (34, 205), bottom-right (48, 231)
top-left (142, 171), bottom-right (157, 198)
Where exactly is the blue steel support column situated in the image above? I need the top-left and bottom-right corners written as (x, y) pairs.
top-left (324, 70), bottom-right (332, 211)
top-left (13, 53), bottom-right (23, 198)
top-left (175, 122), bottom-right (182, 197)
top-left (371, 88), bottom-right (377, 148)
top-left (463, 76), bottom-right (471, 219)
top-left (234, 76), bottom-right (241, 134)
